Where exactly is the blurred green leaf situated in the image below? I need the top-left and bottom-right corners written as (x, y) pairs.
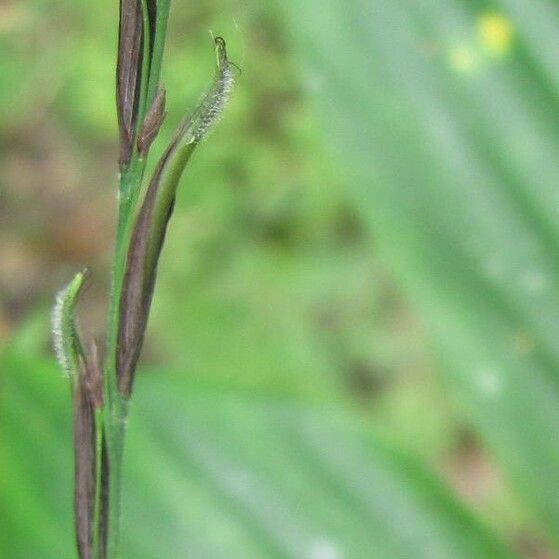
top-left (286, 0), bottom-right (559, 547)
top-left (0, 347), bottom-right (514, 558)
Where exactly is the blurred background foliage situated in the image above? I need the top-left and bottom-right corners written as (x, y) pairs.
top-left (1, 0), bottom-right (559, 558)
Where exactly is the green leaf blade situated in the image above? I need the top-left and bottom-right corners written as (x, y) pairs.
top-left (0, 347), bottom-right (516, 558)
top-left (286, 0), bottom-right (559, 546)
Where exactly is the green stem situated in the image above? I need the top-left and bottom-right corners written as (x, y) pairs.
top-left (105, 400), bottom-right (128, 559)
top-left (92, 409), bottom-right (104, 558)
top-left (101, 4), bottom-right (171, 556)
top-left (104, 163), bottom-right (143, 559)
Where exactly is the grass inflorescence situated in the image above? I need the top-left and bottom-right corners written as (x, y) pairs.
top-left (51, 2), bottom-right (235, 557)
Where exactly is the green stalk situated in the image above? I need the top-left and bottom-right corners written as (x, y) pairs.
top-left (91, 409), bottom-right (104, 559)
top-left (104, 158), bottom-right (151, 558)
top-left (94, 5), bottom-right (230, 556)
top-left (103, 4), bottom-right (171, 555)
top-left (104, 168), bottom-right (135, 559)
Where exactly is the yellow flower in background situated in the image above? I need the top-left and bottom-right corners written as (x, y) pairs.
top-left (477, 11), bottom-right (514, 56)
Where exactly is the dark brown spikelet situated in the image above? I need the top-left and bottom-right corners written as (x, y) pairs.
top-left (73, 366), bottom-right (97, 559)
top-left (116, 0), bottom-right (143, 167)
top-left (84, 339), bottom-right (104, 409)
top-left (137, 86), bottom-right (166, 157)
top-left (116, 37), bottom-right (235, 397)
top-left (74, 346), bottom-right (106, 558)
top-left (116, 131), bottom-right (183, 396)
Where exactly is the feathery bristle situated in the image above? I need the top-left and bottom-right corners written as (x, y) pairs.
top-left (193, 63), bottom-right (235, 142)
top-left (51, 271), bottom-right (86, 380)
top-left (52, 283), bottom-right (73, 377)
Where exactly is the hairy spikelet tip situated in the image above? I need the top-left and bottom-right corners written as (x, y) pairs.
top-left (189, 37), bottom-right (236, 144)
top-left (52, 283), bottom-right (73, 378)
top-left (193, 64), bottom-right (235, 142)
top-left (51, 270), bottom-right (86, 379)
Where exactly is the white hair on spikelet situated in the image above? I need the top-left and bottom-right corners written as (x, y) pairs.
top-left (178, 36), bottom-right (236, 145)
top-left (51, 271), bottom-right (85, 379)
top-left (192, 62), bottom-right (235, 142)
top-left (52, 283), bottom-right (71, 377)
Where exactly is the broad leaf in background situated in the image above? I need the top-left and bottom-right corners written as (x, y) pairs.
top-left (287, 0), bottom-right (559, 548)
top-left (0, 345), bottom-right (514, 558)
